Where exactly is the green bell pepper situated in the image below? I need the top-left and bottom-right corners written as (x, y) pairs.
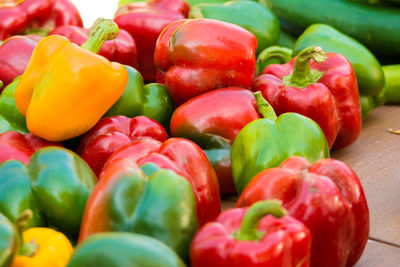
top-left (382, 65), bottom-right (400, 104)
top-left (68, 232), bottom-right (186, 267)
top-left (278, 30), bottom-right (297, 50)
top-left (189, 1), bottom-right (279, 55)
top-left (293, 24), bottom-right (385, 119)
top-left (105, 66), bottom-right (174, 129)
top-left (231, 92), bottom-right (329, 193)
top-left (0, 77), bottom-right (28, 134)
top-left (0, 212), bottom-right (18, 267)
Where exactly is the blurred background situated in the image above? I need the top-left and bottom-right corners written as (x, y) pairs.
top-left (70, 0), bottom-right (119, 27)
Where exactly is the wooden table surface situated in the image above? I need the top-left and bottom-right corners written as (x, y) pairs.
top-left (222, 105), bottom-right (400, 267)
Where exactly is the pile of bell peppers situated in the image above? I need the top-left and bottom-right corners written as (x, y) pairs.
top-left (7, 0), bottom-right (400, 265)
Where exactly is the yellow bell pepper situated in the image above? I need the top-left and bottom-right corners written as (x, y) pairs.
top-left (15, 18), bottom-right (128, 142)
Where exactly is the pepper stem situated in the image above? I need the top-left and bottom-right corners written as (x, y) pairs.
top-left (284, 46), bottom-right (327, 89)
top-left (16, 210), bottom-right (38, 257)
top-left (81, 18), bottom-right (119, 54)
top-left (256, 46), bottom-right (292, 74)
top-left (254, 91), bottom-right (277, 121)
top-left (234, 200), bottom-right (286, 241)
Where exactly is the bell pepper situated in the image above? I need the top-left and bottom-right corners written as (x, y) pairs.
top-left (170, 88), bottom-right (261, 195)
top-left (237, 156), bottom-right (369, 267)
top-left (103, 138), bottom-right (221, 226)
top-left (154, 18), bottom-right (257, 105)
top-left (104, 66), bottom-right (175, 129)
top-left (77, 115), bottom-right (169, 176)
top-left (0, 0), bottom-right (82, 40)
top-left (0, 35), bottom-right (42, 88)
top-left (50, 22), bottom-right (138, 69)
top-left (189, 1), bottom-right (279, 55)
top-left (68, 232), bottom-right (186, 267)
top-left (256, 46), bottom-right (293, 75)
top-left (382, 65), bottom-right (400, 104)
top-left (78, 159), bottom-right (197, 262)
top-left (0, 212), bottom-right (18, 267)
top-left (0, 147), bottom-right (97, 238)
top-left (293, 24), bottom-right (385, 119)
top-left (0, 131), bottom-right (62, 164)
top-left (114, 0), bottom-right (189, 81)
top-left (0, 78), bottom-right (28, 134)
top-left (232, 92), bottom-right (329, 193)
top-left (15, 19), bottom-right (129, 142)
top-left (253, 46), bottom-right (361, 149)
top-left (191, 200), bottom-right (311, 267)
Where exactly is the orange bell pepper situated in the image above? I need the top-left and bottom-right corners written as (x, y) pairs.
top-left (15, 18), bottom-right (128, 142)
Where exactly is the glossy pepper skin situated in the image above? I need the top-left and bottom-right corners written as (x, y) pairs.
top-left (191, 200), bottom-right (311, 267)
top-left (0, 131), bottom-right (62, 164)
top-left (114, 0), bottom-right (189, 81)
top-left (170, 88), bottom-right (261, 195)
top-left (254, 46), bottom-right (361, 149)
top-left (0, 35), bottom-right (42, 88)
top-left (0, 0), bottom-right (82, 40)
top-left (231, 92), bottom-right (329, 193)
top-left (68, 233), bottom-right (186, 267)
top-left (237, 156), bottom-right (369, 267)
top-left (189, 1), bottom-right (279, 55)
top-left (15, 19), bottom-right (129, 142)
top-left (78, 159), bottom-right (197, 262)
top-left (50, 24), bottom-right (138, 69)
top-left (103, 138), bottom-right (221, 226)
top-left (104, 66), bottom-right (175, 129)
top-left (77, 115), bottom-right (168, 176)
top-left (154, 18), bottom-right (257, 105)
top-left (382, 65), bottom-right (400, 104)
top-left (0, 212), bottom-right (18, 267)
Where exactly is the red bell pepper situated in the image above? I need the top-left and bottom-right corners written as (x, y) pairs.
top-left (0, 34), bottom-right (42, 88)
top-left (0, 0), bottom-right (82, 40)
top-left (154, 18), bottom-right (257, 105)
top-left (237, 156), bottom-right (369, 267)
top-left (77, 115), bottom-right (168, 176)
top-left (170, 87), bottom-right (261, 195)
top-left (103, 138), bottom-right (221, 226)
top-left (50, 23), bottom-right (138, 69)
top-left (0, 131), bottom-right (62, 164)
top-left (114, 0), bottom-right (189, 81)
top-left (253, 46), bottom-right (361, 149)
top-left (191, 200), bottom-right (311, 267)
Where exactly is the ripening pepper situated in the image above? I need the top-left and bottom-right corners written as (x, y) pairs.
top-left (154, 18), bottom-right (257, 105)
top-left (0, 0), bottom-right (82, 40)
top-left (170, 88), bottom-right (261, 195)
top-left (231, 92), bottom-right (329, 193)
top-left (0, 147), bottom-right (97, 238)
top-left (15, 19), bottom-right (129, 142)
top-left (77, 115), bottom-right (169, 176)
top-left (102, 138), bottom-right (221, 226)
top-left (191, 200), bottom-right (311, 267)
top-left (68, 233), bottom-right (186, 267)
top-left (253, 46), bottom-right (361, 149)
top-left (114, 0), bottom-right (189, 81)
top-left (78, 159), bottom-right (197, 262)
top-left (237, 156), bottom-right (369, 267)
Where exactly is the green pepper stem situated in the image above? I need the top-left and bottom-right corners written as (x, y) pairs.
top-left (234, 200), bottom-right (286, 241)
top-left (256, 46), bottom-right (293, 74)
top-left (81, 18), bottom-right (119, 54)
top-left (16, 210), bottom-right (37, 257)
top-left (254, 91), bottom-right (277, 121)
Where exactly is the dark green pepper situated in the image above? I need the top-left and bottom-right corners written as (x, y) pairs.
top-left (231, 92), bottom-right (329, 193)
top-left (0, 212), bottom-right (18, 267)
top-left (105, 66), bottom-right (174, 129)
top-left (189, 1), bottom-right (279, 55)
top-left (278, 30), bottom-right (297, 50)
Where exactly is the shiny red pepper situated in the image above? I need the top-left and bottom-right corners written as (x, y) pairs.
top-left (253, 46), bottom-right (361, 149)
top-left (50, 23), bottom-right (138, 69)
top-left (0, 34), bottom-right (42, 88)
top-left (237, 156), bottom-right (369, 267)
top-left (0, 0), bottom-right (82, 40)
top-left (77, 115), bottom-right (168, 176)
top-left (170, 88), bottom-right (261, 195)
top-left (114, 0), bottom-right (189, 81)
top-left (154, 18), bottom-right (257, 105)
top-left (103, 138), bottom-right (221, 226)
top-left (0, 131), bottom-right (62, 164)
top-left (191, 200), bottom-right (311, 267)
